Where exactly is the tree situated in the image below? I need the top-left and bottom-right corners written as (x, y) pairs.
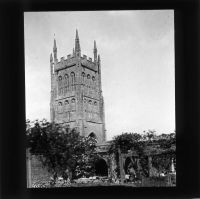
top-left (26, 120), bottom-right (98, 184)
top-left (109, 132), bottom-right (143, 154)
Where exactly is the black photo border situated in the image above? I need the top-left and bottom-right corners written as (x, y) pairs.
top-left (0, 0), bottom-right (200, 198)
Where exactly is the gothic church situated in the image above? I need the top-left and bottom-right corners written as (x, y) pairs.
top-left (50, 30), bottom-right (106, 143)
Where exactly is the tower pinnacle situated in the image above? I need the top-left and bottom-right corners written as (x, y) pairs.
top-left (53, 35), bottom-right (57, 61)
top-left (98, 54), bottom-right (101, 74)
top-left (93, 40), bottom-right (97, 62)
top-left (75, 29), bottom-right (81, 57)
top-left (50, 53), bottom-right (53, 62)
top-left (53, 36), bottom-right (57, 52)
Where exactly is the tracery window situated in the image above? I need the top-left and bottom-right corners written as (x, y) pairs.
top-left (82, 72), bottom-right (85, 84)
top-left (64, 74), bottom-right (69, 92)
top-left (71, 72), bottom-right (75, 90)
top-left (58, 76), bottom-right (62, 95)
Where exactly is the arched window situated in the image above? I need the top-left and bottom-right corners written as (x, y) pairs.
top-left (64, 74), bottom-right (69, 92)
top-left (71, 98), bottom-right (75, 103)
top-left (92, 76), bottom-right (96, 89)
top-left (65, 74), bottom-right (69, 83)
top-left (58, 76), bottom-right (62, 95)
top-left (94, 101), bottom-right (97, 106)
top-left (71, 72), bottom-right (75, 90)
top-left (64, 100), bottom-right (69, 112)
top-left (58, 102), bottom-right (63, 113)
top-left (71, 98), bottom-right (76, 111)
top-left (88, 100), bottom-right (92, 112)
top-left (87, 74), bottom-right (90, 79)
top-left (82, 72), bottom-right (85, 85)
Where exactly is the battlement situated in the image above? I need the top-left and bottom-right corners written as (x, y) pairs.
top-left (83, 55), bottom-right (87, 59)
top-left (81, 58), bottom-right (97, 72)
top-left (67, 54), bottom-right (71, 59)
top-left (60, 57), bottom-right (65, 62)
top-left (55, 56), bottom-right (76, 72)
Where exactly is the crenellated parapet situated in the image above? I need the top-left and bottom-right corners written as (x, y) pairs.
top-left (54, 55), bottom-right (77, 72)
top-left (81, 57), bottom-right (97, 72)
top-left (54, 55), bottom-right (98, 72)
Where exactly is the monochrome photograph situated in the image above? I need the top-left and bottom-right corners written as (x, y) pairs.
top-left (24, 10), bottom-right (175, 188)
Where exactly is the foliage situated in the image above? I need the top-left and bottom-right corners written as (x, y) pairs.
top-left (108, 130), bottom-right (176, 178)
top-left (109, 132), bottom-right (144, 154)
top-left (26, 119), bottom-right (98, 183)
top-left (142, 130), bottom-right (157, 142)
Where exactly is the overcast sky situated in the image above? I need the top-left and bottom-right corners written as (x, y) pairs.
top-left (24, 10), bottom-right (175, 140)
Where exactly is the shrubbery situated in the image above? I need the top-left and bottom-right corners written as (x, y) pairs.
top-left (26, 119), bottom-right (99, 184)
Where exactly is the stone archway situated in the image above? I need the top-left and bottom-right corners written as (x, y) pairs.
top-left (95, 158), bottom-right (108, 176)
top-left (124, 156), bottom-right (139, 181)
top-left (124, 157), bottom-right (132, 174)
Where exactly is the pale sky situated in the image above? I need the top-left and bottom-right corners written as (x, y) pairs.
top-left (24, 10), bottom-right (175, 140)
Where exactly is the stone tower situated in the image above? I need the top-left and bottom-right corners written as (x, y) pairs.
top-left (50, 30), bottom-right (106, 143)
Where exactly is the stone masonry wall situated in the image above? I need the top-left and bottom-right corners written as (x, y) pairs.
top-left (30, 155), bottom-right (51, 187)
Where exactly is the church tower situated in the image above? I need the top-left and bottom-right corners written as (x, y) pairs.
top-left (50, 30), bottom-right (106, 143)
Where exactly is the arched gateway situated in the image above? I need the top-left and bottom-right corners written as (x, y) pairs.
top-left (95, 158), bottom-right (108, 176)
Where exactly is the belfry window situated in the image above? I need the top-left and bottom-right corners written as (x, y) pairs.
top-left (65, 100), bottom-right (69, 105)
top-left (71, 72), bottom-right (75, 90)
top-left (82, 72), bottom-right (85, 84)
top-left (87, 74), bottom-right (90, 79)
top-left (71, 98), bottom-right (75, 103)
top-left (58, 76), bottom-right (63, 95)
